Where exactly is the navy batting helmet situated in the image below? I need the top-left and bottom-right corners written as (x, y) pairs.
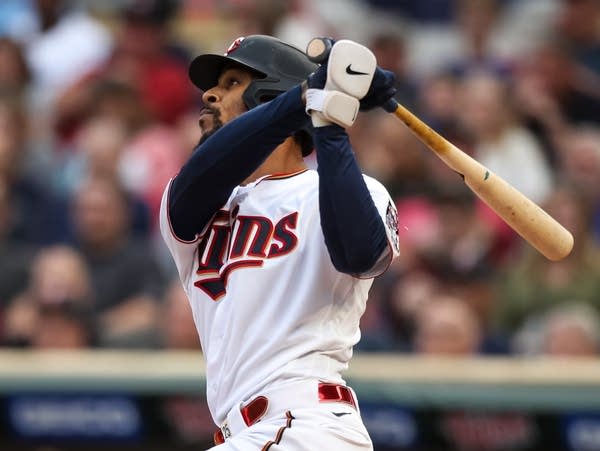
top-left (188, 35), bottom-right (318, 110)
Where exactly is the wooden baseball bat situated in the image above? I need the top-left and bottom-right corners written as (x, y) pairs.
top-left (306, 37), bottom-right (574, 260)
top-left (390, 102), bottom-right (573, 261)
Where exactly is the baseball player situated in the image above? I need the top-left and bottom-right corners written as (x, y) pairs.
top-left (159, 35), bottom-right (399, 450)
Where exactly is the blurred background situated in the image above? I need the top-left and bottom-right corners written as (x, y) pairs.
top-left (0, 0), bottom-right (599, 450)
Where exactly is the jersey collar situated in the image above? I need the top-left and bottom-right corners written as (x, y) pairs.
top-left (254, 168), bottom-right (309, 186)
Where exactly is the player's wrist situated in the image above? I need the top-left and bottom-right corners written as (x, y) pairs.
top-left (300, 80), bottom-right (308, 105)
top-left (305, 88), bottom-right (359, 128)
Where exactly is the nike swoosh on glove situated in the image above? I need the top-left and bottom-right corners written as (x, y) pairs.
top-left (359, 67), bottom-right (397, 111)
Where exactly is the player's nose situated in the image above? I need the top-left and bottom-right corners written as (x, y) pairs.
top-left (202, 87), bottom-right (220, 105)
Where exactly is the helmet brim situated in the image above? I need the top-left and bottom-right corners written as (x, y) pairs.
top-left (189, 54), bottom-right (265, 92)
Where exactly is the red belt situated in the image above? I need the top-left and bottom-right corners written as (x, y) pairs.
top-left (214, 382), bottom-right (356, 445)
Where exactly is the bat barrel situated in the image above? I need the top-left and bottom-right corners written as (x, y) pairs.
top-left (466, 174), bottom-right (574, 261)
top-left (390, 103), bottom-right (574, 261)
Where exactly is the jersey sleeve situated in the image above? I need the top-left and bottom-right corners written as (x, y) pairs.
top-left (169, 85), bottom-right (309, 241)
top-left (159, 179), bottom-right (204, 284)
top-left (361, 175), bottom-right (400, 278)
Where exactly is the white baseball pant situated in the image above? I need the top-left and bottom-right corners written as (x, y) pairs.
top-left (207, 380), bottom-right (373, 451)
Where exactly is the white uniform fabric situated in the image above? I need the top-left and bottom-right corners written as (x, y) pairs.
top-left (159, 168), bottom-right (399, 448)
top-left (209, 379), bottom-right (371, 451)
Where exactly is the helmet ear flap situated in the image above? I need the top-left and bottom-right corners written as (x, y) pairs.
top-left (243, 79), bottom-right (314, 157)
top-left (242, 79), bottom-right (286, 109)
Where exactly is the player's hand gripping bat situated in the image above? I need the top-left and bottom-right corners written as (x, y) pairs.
top-left (306, 37), bottom-right (574, 261)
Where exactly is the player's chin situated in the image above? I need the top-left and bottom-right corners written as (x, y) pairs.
top-left (198, 113), bottom-right (214, 131)
top-left (198, 125), bottom-right (222, 146)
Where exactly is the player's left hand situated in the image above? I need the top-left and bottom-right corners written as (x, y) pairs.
top-left (307, 60), bottom-right (328, 91)
top-left (306, 42), bottom-right (361, 128)
top-left (359, 67), bottom-right (397, 111)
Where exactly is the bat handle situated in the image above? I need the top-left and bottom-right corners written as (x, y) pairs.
top-left (382, 98), bottom-right (398, 113)
top-left (306, 37), bottom-right (334, 63)
top-left (306, 37), bottom-right (399, 114)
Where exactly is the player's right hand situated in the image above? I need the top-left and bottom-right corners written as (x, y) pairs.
top-left (306, 45), bottom-right (358, 128)
top-left (306, 39), bottom-right (377, 128)
top-left (359, 67), bottom-right (397, 111)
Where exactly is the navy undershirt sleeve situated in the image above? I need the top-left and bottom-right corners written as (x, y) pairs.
top-left (169, 85), bottom-right (309, 240)
top-left (314, 125), bottom-right (388, 275)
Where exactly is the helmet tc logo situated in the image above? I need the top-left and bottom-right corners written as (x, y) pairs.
top-left (225, 37), bottom-right (245, 55)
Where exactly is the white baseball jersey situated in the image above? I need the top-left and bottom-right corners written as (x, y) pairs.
top-left (159, 168), bottom-right (399, 425)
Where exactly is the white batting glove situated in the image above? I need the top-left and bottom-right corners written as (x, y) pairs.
top-left (305, 89), bottom-right (359, 128)
top-left (305, 40), bottom-right (376, 128)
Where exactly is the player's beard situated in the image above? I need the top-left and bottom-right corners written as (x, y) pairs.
top-left (198, 108), bottom-right (223, 146)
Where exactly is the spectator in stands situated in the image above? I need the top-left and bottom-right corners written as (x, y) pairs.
top-left (542, 302), bottom-right (600, 357)
top-left (0, 37), bottom-right (31, 98)
top-left (514, 39), bottom-right (600, 134)
top-left (512, 301), bottom-right (600, 357)
top-left (54, 78), bottom-right (148, 147)
top-left (159, 278), bottom-right (200, 350)
top-left (54, 115), bottom-right (151, 237)
top-left (55, 76), bottom-right (184, 235)
top-left (23, 0), bottom-right (112, 113)
top-left (447, 0), bottom-right (514, 77)
top-left (54, 0), bottom-right (193, 138)
top-left (226, 0), bottom-right (291, 38)
top-left (68, 175), bottom-right (166, 348)
top-left (118, 118), bottom-right (187, 228)
top-left (348, 110), bottom-right (429, 199)
top-left (380, 268), bottom-right (441, 351)
top-left (108, 0), bottom-right (193, 124)
top-left (30, 301), bottom-right (94, 348)
top-left (0, 0), bottom-right (37, 41)
top-left (457, 70), bottom-right (554, 204)
top-left (47, 1), bottom-right (192, 236)
top-left (555, 0), bottom-right (600, 74)
top-left (417, 71), bottom-right (465, 147)
top-left (0, 91), bottom-right (65, 244)
top-left (394, 0), bottom-right (526, 78)
top-left (158, 279), bottom-right (208, 446)
top-left (554, 126), bottom-right (600, 242)
top-left (413, 294), bottom-right (482, 355)
top-left (0, 178), bottom-right (35, 311)
top-left (369, 30), bottom-right (418, 111)
top-left (52, 1), bottom-right (192, 225)
top-left (1, 245), bottom-right (93, 347)
top-left (371, 187), bottom-right (504, 353)
top-left (413, 186), bottom-right (497, 280)
top-left (492, 185), bottom-right (600, 336)
top-left (56, 115), bottom-right (129, 194)
top-left (356, 271), bottom-right (399, 352)
top-left (365, 0), bottom-right (454, 23)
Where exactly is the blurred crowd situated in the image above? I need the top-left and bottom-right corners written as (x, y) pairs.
top-left (0, 0), bottom-right (599, 361)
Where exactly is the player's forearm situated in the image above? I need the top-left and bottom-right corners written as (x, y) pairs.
top-left (169, 85), bottom-right (309, 241)
top-left (315, 125), bottom-right (387, 274)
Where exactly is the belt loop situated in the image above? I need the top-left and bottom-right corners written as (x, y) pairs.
top-left (318, 382), bottom-right (358, 410)
top-left (348, 385), bottom-right (360, 414)
top-left (213, 381), bottom-right (359, 444)
top-left (213, 429), bottom-right (225, 445)
top-left (241, 396), bottom-right (269, 426)
top-left (214, 396), bottom-right (269, 444)
top-left (226, 401), bottom-right (248, 436)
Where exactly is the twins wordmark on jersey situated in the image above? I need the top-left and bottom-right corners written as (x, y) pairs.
top-left (195, 206), bottom-right (300, 300)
